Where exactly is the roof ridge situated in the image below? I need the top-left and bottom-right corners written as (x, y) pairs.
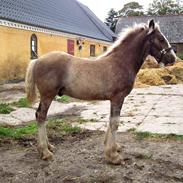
top-left (76, 0), bottom-right (116, 40)
top-left (119, 14), bottom-right (183, 19)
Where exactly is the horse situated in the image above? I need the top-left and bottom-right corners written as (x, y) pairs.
top-left (25, 19), bottom-right (176, 164)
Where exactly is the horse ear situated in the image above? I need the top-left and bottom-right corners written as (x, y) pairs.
top-left (148, 19), bottom-right (155, 35)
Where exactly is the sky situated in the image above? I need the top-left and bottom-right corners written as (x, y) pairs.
top-left (78, 0), bottom-right (151, 21)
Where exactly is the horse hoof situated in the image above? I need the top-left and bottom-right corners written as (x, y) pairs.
top-left (110, 155), bottom-right (122, 165)
top-left (48, 143), bottom-right (56, 152)
top-left (105, 153), bottom-right (122, 165)
top-left (115, 143), bottom-right (121, 152)
top-left (42, 150), bottom-right (53, 160)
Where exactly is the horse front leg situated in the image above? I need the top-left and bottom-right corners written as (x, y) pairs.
top-left (36, 97), bottom-right (53, 160)
top-left (104, 96), bottom-right (124, 164)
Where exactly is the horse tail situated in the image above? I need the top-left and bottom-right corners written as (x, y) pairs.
top-left (25, 59), bottom-right (37, 104)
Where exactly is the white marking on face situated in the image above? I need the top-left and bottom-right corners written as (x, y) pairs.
top-left (161, 31), bottom-right (177, 59)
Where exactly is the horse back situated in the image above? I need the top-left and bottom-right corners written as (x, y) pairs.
top-left (33, 51), bottom-right (71, 96)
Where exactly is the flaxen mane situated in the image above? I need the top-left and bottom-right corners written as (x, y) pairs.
top-left (99, 23), bottom-right (148, 58)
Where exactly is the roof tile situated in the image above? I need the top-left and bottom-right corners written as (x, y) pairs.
top-left (0, 0), bottom-right (116, 42)
top-left (116, 15), bottom-right (183, 43)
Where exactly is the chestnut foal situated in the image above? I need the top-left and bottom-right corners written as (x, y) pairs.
top-left (25, 20), bottom-right (176, 164)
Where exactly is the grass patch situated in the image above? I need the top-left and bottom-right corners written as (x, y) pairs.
top-left (77, 117), bottom-right (88, 124)
top-left (135, 153), bottom-right (153, 160)
top-left (0, 97), bottom-right (31, 114)
top-left (47, 119), bottom-right (81, 135)
top-left (55, 95), bottom-right (70, 103)
top-left (76, 118), bottom-right (97, 124)
top-left (0, 103), bottom-right (14, 114)
top-left (0, 123), bottom-right (37, 139)
top-left (139, 153), bottom-right (153, 160)
top-left (90, 118), bottom-right (98, 122)
top-left (134, 131), bottom-right (183, 141)
top-left (12, 98), bottom-right (31, 108)
top-left (0, 119), bottom-right (82, 139)
top-left (127, 128), bottom-right (136, 132)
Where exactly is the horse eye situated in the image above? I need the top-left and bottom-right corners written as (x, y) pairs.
top-left (159, 38), bottom-right (165, 43)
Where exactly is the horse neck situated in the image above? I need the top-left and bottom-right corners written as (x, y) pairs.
top-left (106, 30), bottom-right (148, 75)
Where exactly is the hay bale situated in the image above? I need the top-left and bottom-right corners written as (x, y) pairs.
top-left (168, 61), bottom-right (183, 83)
top-left (161, 75), bottom-right (177, 84)
top-left (134, 81), bottom-right (149, 88)
top-left (136, 68), bottom-right (166, 86)
top-left (135, 60), bottom-right (183, 88)
top-left (135, 67), bottom-right (179, 87)
top-left (154, 68), bottom-right (178, 84)
top-left (141, 56), bottom-right (159, 69)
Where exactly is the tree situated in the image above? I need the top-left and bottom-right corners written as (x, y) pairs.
top-left (147, 0), bottom-right (183, 15)
top-left (118, 2), bottom-right (144, 17)
top-left (104, 8), bottom-right (118, 32)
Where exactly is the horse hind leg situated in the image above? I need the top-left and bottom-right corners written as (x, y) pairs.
top-left (36, 96), bottom-right (54, 160)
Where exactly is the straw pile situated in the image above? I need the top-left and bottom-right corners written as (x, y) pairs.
top-left (135, 56), bottom-right (183, 88)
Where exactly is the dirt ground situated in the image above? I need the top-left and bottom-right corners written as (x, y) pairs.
top-left (0, 130), bottom-right (183, 183)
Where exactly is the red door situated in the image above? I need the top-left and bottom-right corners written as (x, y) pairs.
top-left (67, 39), bottom-right (75, 55)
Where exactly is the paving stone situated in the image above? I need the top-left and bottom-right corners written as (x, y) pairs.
top-left (76, 122), bottom-right (107, 131)
top-left (74, 115), bottom-right (145, 132)
top-left (149, 96), bottom-right (183, 117)
top-left (120, 116), bottom-right (145, 125)
top-left (137, 116), bottom-right (183, 135)
top-left (0, 114), bottom-right (22, 125)
top-left (10, 108), bottom-right (36, 123)
top-left (34, 101), bottom-right (89, 117)
top-left (80, 101), bottom-right (110, 121)
top-left (118, 123), bottom-right (138, 132)
top-left (131, 84), bottom-right (183, 96)
top-left (0, 82), bottom-right (25, 92)
top-left (0, 91), bottom-right (25, 103)
top-left (48, 101), bottom-right (75, 116)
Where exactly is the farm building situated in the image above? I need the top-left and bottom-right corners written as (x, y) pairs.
top-left (0, 0), bottom-right (116, 82)
top-left (116, 15), bottom-right (183, 55)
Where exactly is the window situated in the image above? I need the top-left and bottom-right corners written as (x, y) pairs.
top-left (171, 44), bottom-right (177, 53)
top-left (67, 39), bottom-right (75, 55)
top-left (103, 46), bottom-right (107, 52)
top-left (90, 44), bottom-right (95, 56)
top-left (30, 34), bottom-right (38, 59)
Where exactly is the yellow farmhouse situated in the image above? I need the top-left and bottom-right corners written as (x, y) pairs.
top-left (0, 0), bottom-right (116, 82)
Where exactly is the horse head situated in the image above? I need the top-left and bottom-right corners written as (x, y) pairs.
top-left (146, 19), bottom-right (176, 66)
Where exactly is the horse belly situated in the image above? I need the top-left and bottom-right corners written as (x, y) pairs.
top-left (64, 60), bottom-right (111, 100)
top-left (64, 79), bottom-right (107, 100)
